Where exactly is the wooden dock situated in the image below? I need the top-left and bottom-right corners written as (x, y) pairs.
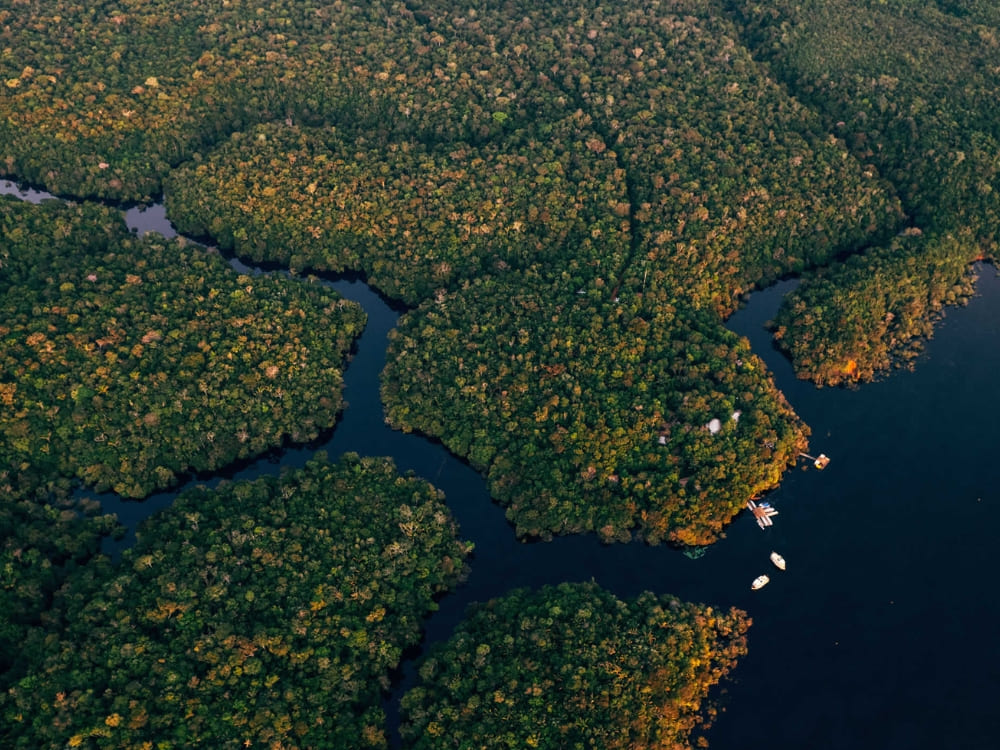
top-left (747, 500), bottom-right (778, 529)
top-left (799, 452), bottom-right (830, 469)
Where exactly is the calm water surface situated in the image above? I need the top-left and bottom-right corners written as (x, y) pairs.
top-left (717, 270), bottom-right (1000, 750)
top-left (5, 181), bottom-right (998, 749)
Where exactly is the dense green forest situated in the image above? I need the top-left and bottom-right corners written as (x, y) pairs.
top-left (158, 0), bottom-right (904, 541)
top-left (725, 0), bottom-right (1000, 382)
top-left (0, 199), bottom-right (365, 501)
top-left (4, 0), bottom-right (1000, 745)
top-left (770, 232), bottom-right (977, 385)
top-left (400, 582), bottom-right (750, 749)
top-left (0, 198), bottom-right (364, 686)
top-left (2, 455), bottom-right (472, 748)
top-left (164, 117), bottom-right (633, 306)
top-left (382, 270), bottom-right (807, 546)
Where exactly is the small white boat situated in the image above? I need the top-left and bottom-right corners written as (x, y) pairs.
top-left (770, 551), bottom-right (786, 571)
top-left (751, 574), bottom-right (770, 590)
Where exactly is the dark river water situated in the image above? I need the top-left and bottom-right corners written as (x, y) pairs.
top-left (5, 180), bottom-right (998, 749)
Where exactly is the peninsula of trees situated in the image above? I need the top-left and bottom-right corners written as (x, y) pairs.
top-left (400, 582), bottom-right (750, 749)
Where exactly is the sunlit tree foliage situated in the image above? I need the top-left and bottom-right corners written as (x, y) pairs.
top-left (383, 268), bottom-right (807, 546)
top-left (771, 232), bottom-right (977, 385)
top-left (165, 116), bottom-right (631, 306)
top-left (0, 198), bottom-right (365, 499)
top-left (726, 0), bottom-right (1000, 381)
top-left (401, 582), bottom-right (750, 749)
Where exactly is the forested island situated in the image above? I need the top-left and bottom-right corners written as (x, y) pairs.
top-left (400, 582), bottom-right (749, 749)
top-left (3, 0), bottom-right (1000, 746)
top-left (4, 454), bottom-right (472, 748)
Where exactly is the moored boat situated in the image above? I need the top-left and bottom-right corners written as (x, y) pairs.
top-left (770, 551), bottom-right (786, 570)
top-left (751, 574), bottom-right (770, 590)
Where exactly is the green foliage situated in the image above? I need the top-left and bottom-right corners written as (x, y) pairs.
top-left (480, 0), bottom-right (902, 313)
top-left (0, 198), bottom-right (365, 499)
top-left (156, 0), bottom-right (904, 316)
top-left (771, 232), bottom-right (976, 385)
top-left (165, 116), bottom-right (631, 306)
top-left (400, 581), bottom-right (750, 749)
top-left (725, 0), bottom-right (1000, 381)
top-left (727, 0), bottom-right (1000, 242)
top-left (2, 0), bottom-right (914, 541)
top-left (160, 0), bottom-right (896, 543)
top-left (0, 0), bottom-right (373, 201)
top-left (0, 488), bottom-right (120, 687)
top-left (1, 454), bottom-right (472, 749)
top-left (10, 0), bottom-right (1000, 741)
top-left (383, 269), bottom-right (808, 546)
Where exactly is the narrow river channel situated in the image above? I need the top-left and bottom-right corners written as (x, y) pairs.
top-left (5, 180), bottom-right (999, 749)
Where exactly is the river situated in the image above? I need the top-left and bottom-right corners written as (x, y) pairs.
top-left (4, 179), bottom-right (998, 749)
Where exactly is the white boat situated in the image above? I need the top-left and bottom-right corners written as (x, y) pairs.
top-left (751, 574), bottom-right (770, 590)
top-left (770, 551), bottom-right (786, 570)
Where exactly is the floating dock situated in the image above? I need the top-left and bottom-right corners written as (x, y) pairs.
top-left (747, 500), bottom-right (778, 529)
top-left (799, 452), bottom-right (830, 469)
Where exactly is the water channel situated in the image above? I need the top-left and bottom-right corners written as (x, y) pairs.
top-left (4, 179), bottom-right (999, 749)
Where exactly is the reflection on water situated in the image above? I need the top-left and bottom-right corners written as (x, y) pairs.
top-left (1, 179), bottom-right (55, 204)
top-left (124, 202), bottom-right (177, 238)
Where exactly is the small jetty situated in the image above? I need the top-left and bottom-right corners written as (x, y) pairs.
top-left (747, 499), bottom-right (778, 529)
top-left (751, 574), bottom-right (770, 590)
top-left (770, 551), bottom-right (786, 570)
top-left (799, 452), bottom-right (830, 469)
